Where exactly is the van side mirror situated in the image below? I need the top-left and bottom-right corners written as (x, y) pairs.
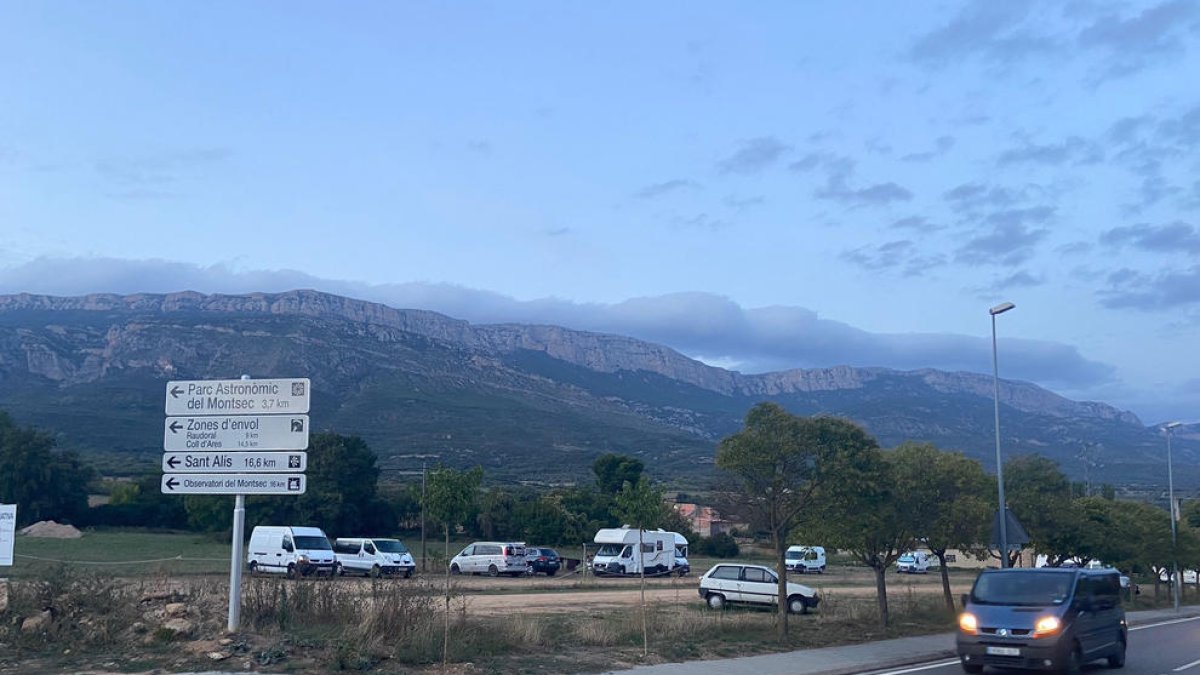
top-left (960, 593), bottom-right (969, 608)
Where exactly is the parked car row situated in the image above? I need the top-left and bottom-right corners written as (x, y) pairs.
top-left (247, 526), bottom-right (415, 578)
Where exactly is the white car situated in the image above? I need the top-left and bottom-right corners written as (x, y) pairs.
top-left (698, 563), bottom-right (819, 614)
top-left (449, 541), bottom-right (528, 577)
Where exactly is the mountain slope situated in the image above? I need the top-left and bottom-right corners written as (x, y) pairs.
top-left (0, 290), bottom-right (1193, 487)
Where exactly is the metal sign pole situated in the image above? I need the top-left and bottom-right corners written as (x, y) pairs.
top-left (227, 493), bottom-right (245, 632)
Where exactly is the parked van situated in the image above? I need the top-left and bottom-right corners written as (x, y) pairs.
top-left (957, 567), bottom-right (1126, 672)
top-left (449, 542), bottom-right (527, 577)
top-left (592, 527), bottom-right (675, 576)
top-left (785, 545), bottom-right (827, 574)
top-left (333, 537), bottom-right (415, 578)
top-left (247, 526), bottom-right (336, 577)
top-left (661, 530), bottom-right (691, 576)
top-left (896, 551), bottom-right (932, 574)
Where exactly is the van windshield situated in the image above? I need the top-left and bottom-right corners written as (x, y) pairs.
top-left (373, 540), bottom-right (408, 553)
top-left (596, 544), bottom-right (623, 557)
top-left (899, 555), bottom-right (915, 563)
top-left (295, 536), bottom-right (332, 550)
top-left (972, 571), bottom-right (1073, 606)
top-left (786, 550), bottom-right (802, 560)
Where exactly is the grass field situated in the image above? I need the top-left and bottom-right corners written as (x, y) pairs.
top-left (5, 529), bottom-right (233, 578)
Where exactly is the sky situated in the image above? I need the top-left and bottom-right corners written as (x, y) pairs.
top-left (1, 1), bottom-right (1198, 425)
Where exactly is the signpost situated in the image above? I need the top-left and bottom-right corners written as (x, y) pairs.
top-left (161, 473), bottom-right (307, 495)
top-left (163, 416), bottom-right (309, 451)
top-left (160, 376), bottom-right (311, 633)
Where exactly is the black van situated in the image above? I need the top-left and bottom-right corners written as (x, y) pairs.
top-left (956, 567), bottom-right (1126, 673)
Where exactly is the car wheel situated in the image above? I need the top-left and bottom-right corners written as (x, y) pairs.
top-left (959, 658), bottom-right (983, 674)
top-left (488, 564), bottom-right (499, 577)
top-left (248, 561), bottom-right (258, 574)
top-left (1064, 643), bottom-right (1083, 675)
top-left (369, 564), bottom-right (382, 579)
top-left (787, 596), bottom-right (807, 614)
top-left (1107, 636), bottom-right (1126, 668)
top-left (450, 563), bottom-right (461, 575)
top-left (546, 569), bottom-right (556, 577)
top-left (286, 563), bottom-right (297, 579)
top-left (706, 593), bottom-right (725, 610)
top-left (404, 569), bottom-right (413, 579)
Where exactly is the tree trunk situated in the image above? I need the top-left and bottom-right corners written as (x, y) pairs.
top-left (775, 531), bottom-right (789, 639)
top-left (874, 564), bottom-right (890, 628)
top-left (639, 528), bottom-right (648, 657)
top-left (935, 551), bottom-right (954, 614)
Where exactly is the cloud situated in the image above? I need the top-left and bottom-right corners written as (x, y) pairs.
top-left (633, 179), bottom-right (700, 199)
top-left (841, 241), bottom-right (945, 277)
top-left (943, 182), bottom-right (1025, 212)
top-left (95, 148), bottom-right (232, 185)
top-left (1077, 0), bottom-right (1200, 79)
top-left (672, 213), bottom-right (729, 231)
top-left (716, 136), bottom-right (791, 174)
top-left (891, 216), bottom-right (943, 233)
top-left (997, 136), bottom-right (1103, 166)
top-left (956, 209), bottom-right (1053, 265)
top-left (901, 135), bottom-right (956, 162)
top-left (723, 195), bottom-right (765, 210)
top-left (977, 270), bottom-right (1044, 295)
top-left (1100, 221), bottom-right (1200, 254)
top-left (909, 0), bottom-right (1059, 66)
top-left (0, 256), bottom-right (1117, 390)
top-left (791, 152), bottom-right (913, 207)
top-left (1098, 265), bottom-right (1200, 310)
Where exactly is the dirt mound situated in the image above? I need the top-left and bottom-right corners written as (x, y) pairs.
top-left (18, 520), bottom-right (83, 538)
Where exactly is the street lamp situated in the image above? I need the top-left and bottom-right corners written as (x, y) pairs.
top-left (990, 301), bottom-right (1015, 567)
top-left (1164, 421), bottom-right (1183, 611)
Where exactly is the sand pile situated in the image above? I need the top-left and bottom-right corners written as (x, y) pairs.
top-left (18, 520), bottom-right (83, 538)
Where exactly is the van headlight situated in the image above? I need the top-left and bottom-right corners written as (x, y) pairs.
top-left (1033, 616), bottom-right (1061, 637)
top-left (297, 554), bottom-right (310, 563)
top-left (958, 613), bottom-right (979, 635)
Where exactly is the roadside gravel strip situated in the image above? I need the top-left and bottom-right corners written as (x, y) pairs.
top-left (605, 606), bottom-right (1200, 675)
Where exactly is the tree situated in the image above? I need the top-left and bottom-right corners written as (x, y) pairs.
top-left (422, 465), bottom-right (483, 668)
top-left (612, 476), bottom-right (666, 657)
top-left (890, 443), bottom-right (991, 613)
top-left (818, 442), bottom-right (913, 627)
top-left (716, 403), bottom-right (867, 638)
top-left (0, 411), bottom-right (93, 527)
top-left (593, 453), bottom-right (645, 495)
top-left (1004, 455), bottom-right (1080, 566)
top-left (1184, 500), bottom-right (1200, 530)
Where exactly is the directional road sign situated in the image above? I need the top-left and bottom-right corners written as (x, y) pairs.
top-left (161, 473), bottom-right (307, 495)
top-left (163, 415), bottom-right (309, 451)
top-left (165, 378), bottom-right (311, 416)
top-left (163, 451), bottom-right (307, 473)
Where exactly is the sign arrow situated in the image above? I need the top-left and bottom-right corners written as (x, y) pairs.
top-left (166, 456), bottom-right (180, 469)
top-left (165, 477), bottom-right (179, 491)
top-left (169, 385), bottom-right (184, 398)
top-left (168, 420), bottom-right (183, 434)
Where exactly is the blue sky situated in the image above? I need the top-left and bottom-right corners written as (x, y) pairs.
top-left (1, 1), bottom-right (1198, 424)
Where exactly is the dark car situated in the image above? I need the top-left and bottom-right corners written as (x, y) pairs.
top-left (526, 547), bottom-right (561, 576)
top-left (956, 567), bottom-right (1126, 673)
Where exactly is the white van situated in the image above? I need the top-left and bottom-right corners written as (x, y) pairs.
top-left (247, 525), bottom-right (336, 577)
top-left (592, 527), bottom-right (675, 576)
top-left (895, 551), bottom-right (932, 574)
top-left (666, 530), bottom-right (691, 576)
top-left (334, 537), bottom-right (416, 578)
top-left (449, 541), bottom-right (528, 577)
top-left (785, 545), bottom-right (827, 574)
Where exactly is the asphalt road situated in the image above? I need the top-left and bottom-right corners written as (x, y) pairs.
top-left (867, 615), bottom-right (1200, 675)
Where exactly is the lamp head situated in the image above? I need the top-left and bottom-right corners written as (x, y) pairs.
top-left (989, 302), bottom-right (1016, 316)
top-left (1165, 421), bottom-right (1183, 430)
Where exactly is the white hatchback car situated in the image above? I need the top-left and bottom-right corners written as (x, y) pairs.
top-left (699, 563), bottom-right (819, 614)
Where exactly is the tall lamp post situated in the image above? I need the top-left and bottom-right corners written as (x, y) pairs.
top-left (1164, 421), bottom-right (1182, 611)
top-left (990, 302), bottom-right (1016, 567)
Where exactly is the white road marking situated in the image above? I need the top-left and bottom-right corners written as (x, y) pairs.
top-left (1174, 657), bottom-right (1200, 672)
top-left (1130, 615), bottom-right (1200, 631)
top-left (871, 660), bottom-right (959, 675)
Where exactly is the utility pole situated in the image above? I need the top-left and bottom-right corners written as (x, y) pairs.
top-left (421, 460), bottom-right (427, 572)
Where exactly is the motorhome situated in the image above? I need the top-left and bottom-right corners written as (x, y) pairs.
top-left (785, 545), bottom-right (827, 574)
top-left (247, 525), bottom-right (336, 577)
top-left (592, 527), bottom-right (675, 576)
top-left (660, 529), bottom-right (691, 575)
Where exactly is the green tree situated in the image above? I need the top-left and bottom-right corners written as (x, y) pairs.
top-left (1004, 455), bottom-right (1079, 566)
top-left (1183, 500), bottom-right (1200, 530)
top-left (890, 443), bottom-right (991, 613)
top-left (717, 403), bottom-right (867, 637)
top-left (593, 453), bottom-right (645, 495)
top-left (612, 476), bottom-right (667, 657)
top-left (0, 411), bottom-right (93, 527)
top-left (422, 465), bottom-right (483, 668)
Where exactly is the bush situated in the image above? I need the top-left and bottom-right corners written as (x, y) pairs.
top-left (695, 532), bottom-right (739, 558)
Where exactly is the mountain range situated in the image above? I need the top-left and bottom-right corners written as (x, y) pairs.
top-left (0, 290), bottom-right (1195, 488)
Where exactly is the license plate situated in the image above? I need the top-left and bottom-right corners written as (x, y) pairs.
top-left (986, 646), bottom-right (1020, 656)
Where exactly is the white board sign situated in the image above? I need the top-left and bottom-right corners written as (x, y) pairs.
top-left (161, 474), bottom-right (307, 495)
top-left (165, 378), bottom-right (311, 416)
top-left (163, 451), bottom-right (307, 473)
top-left (0, 504), bottom-right (15, 566)
top-left (163, 415), bottom-right (310, 451)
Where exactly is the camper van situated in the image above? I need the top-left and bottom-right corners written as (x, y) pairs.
top-left (896, 551), bottom-right (933, 574)
top-left (785, 545), bottom-right (827, 574)
top-left (247, 525), bottom-right (337, 577)
top-left (592, 527), bottom-right (675, 576)
top-left (661, 530), bottom-right (691, 576)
